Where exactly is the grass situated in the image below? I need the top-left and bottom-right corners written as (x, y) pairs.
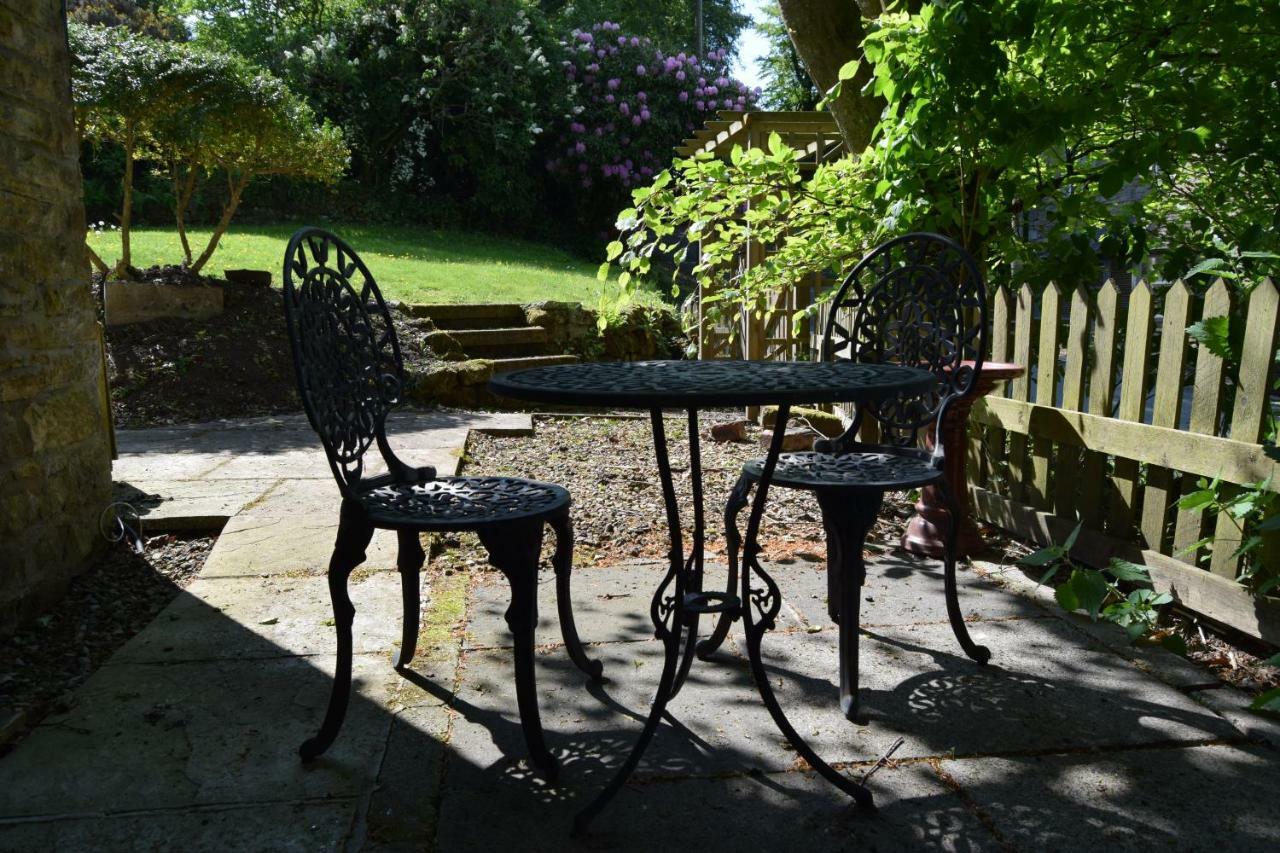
top-left (86, 221), bottom-right (667, 307)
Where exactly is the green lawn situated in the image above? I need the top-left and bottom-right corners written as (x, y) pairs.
top-left (87, 222), bottom-right (662, 306)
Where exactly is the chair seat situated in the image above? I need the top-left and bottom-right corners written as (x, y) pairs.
top-left (742, 449), bottom-right (942, 491)
top-left (358, 476), bottom-right (570, 530)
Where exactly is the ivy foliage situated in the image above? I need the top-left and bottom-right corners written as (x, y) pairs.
top-left (605, 0), bottom-right (1280, 331)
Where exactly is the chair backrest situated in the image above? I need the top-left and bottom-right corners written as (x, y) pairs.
top-left (281, 227), bottom-right (404, 496)
top-left (821, 233), bottom-right (986, 443)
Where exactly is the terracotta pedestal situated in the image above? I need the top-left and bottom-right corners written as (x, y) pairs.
top-left (901, 362), bottom-right (1025, 559)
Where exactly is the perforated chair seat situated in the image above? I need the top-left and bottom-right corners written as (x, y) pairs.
top-left (742, 448), bottom-right (941, 491)
top-left (357, 476), bottom-right (570, 530)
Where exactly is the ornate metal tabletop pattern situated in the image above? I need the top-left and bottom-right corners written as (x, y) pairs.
top-left (359, 477), bottom-right (570, 529)
top-left (742, 449), bottom-right (942, 490)
top-left (489, 359), bottom-right (935, 408)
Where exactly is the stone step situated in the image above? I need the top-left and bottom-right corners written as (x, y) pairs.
top-left (404, 303), bottom-right (527, 330)
top-left (489, 354), bottom-right (580, 373)
top-left (426, 326), bottom-right (550, 359)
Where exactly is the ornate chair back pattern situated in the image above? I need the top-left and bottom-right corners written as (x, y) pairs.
top-left (282, 227), bottom-right (404, 496)
top-left (821, 233), bottom-right (986, 446)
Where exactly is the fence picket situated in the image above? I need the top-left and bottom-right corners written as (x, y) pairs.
top-left (1052, 286), bottom-right (1090, 516)
top-left (1030, 282), bottom-right (1062, 509)
top-left (1079, 282), bottom-right (1121, 530)
top-left (1140, 281), bottom-right (1191, 552)
top-left (1173, 280), bottom-right (1231, 561)
top-left (981, 286), bottom-right (1013, 487)
top-left (1109, 281), bottom-right (1153, 538)
top-left (1210, 278), bottom-right (1280, 578)
top-left (1007, 285), bottom-right (1035, 502)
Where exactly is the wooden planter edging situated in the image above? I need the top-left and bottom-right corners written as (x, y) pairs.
top-left (971, 485), bottom-right (1280, 645)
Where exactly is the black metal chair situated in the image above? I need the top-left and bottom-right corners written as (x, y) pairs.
top-left (701, 233), bottom-right (990, 721)
top-left (281, 227), bottom-right (602, 779)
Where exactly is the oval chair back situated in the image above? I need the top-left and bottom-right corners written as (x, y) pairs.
top-left (281, 227), bottom-right (405, 496)
top-left (820, 233), bottom-right (986, 446)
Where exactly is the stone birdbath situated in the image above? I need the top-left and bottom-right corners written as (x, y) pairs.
top-left (901, 361), bottom-right (1025, 559)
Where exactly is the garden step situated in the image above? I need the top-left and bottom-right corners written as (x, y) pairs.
top-left (489, 354), bottom-right (579, 373)
top-left (446, 326), bottom-right (547, 348)
top-left (404, 303), bottom-right (527, 330)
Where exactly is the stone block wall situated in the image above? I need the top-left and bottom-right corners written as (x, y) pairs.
top-left (0, 1), bottom-right (113, 633)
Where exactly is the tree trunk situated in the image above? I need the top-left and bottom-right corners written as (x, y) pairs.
top-left (777, 0), bottom-right (883, 153)
top-left (114, 128), bottom-right (136, 279)
top-left (171, 160), bottom-right (199, 266)
top-left (190, 172), bottom-right (250, 274)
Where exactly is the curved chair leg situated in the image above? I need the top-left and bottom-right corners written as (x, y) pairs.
top-left (300, 500), bottom-right (375, 761)
top-left (696, 472), bottom-right (751, 660)
top-left (548, 510), bottom-right (604, 682)
top-left (937, 480), bottom-right (991, 664)
top-left (392, 530), bottom-right (425, 669)
top-left (478, 520), bottom-right (559, 780)
top-left (815, 489), bottom-right (883, 722)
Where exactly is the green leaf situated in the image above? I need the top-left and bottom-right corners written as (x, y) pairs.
top-left (596, 261), bottom-right (610, 282)
top-left (617, 270), bottom-right (631, 288)
top-left (1176, 488), bottom-right (1218, 512)
top-left (1250, 687), bottom-right (1280, 713)
top-left (1062, 521), bottom-right (1083, 551)
top-left (605, 240), bottom-right (623, 261)
top-left (1105, 559), bottom-right (1151, 583)
top-left (837, 59), bottom-right (861, 82)
top-left (1020, 545), bottom-right (1063, 567)
top-left (1054, 581), bottom-right (1079, 613)
top-left (1067, 569), bottom-right (1112, 621)
top-left (1184, 257), bottom-right (1228, 278)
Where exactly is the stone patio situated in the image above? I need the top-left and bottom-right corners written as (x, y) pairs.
top-left (1, 412), bottom-right (1277, 852)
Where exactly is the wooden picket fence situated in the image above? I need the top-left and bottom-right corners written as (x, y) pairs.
top-left (967, 277), bottom-right (1280, 641)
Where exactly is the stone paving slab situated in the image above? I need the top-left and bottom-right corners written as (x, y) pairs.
top-left (0, 800), bottom-right (358, 853)
top-left (436, 757), bottom-right (993, 852)
top-left (942, 743), bottom-right (1280, 851)
top-left (748, 618), bottom-right (1241, 762)
top-left (0, 653), bottom-right (408, 818)
top-left (112, 572), bottom-right (417, 664)
top-left (199, 514), bottom-right (401, 577)
top-left (115, 477), bottom-right (282, 530)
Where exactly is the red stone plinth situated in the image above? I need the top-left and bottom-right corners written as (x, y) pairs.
top-left (901, 362), bottom-right (1025, 559)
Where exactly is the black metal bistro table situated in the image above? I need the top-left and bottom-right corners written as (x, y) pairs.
top-left (489, 359), bottom-right (936, 831)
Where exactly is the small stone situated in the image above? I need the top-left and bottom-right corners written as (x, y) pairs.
top-left (709, 420), bottom-right (749, 442)
top-left (759, 428), bottom-right (815, 452)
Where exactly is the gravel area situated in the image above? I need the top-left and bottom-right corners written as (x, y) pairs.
top-left (0, 533), bottom-right (213, 752)
top-left (460, 413), bottom-right (918, 567)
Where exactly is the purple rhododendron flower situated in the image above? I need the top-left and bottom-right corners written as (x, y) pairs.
top-left (596, 49), bottom-right (605, 58)
top-left (630, 36), bottom-right (640, 46)
top-left (617, 36), bottom-right (626, 45)
top-left (574, 141), bottom-right (586, 154)
top-left (676, 70), bottom-right (686, 81)
top-left (604, 93), bottom-right (615, 103)
top-left (695, 100), bottom-right (705, 110)
top-left (607, 77), bottom-right (620, 90)
top-left (636, 91), bottom-right (647, 102)
top-left (631, 115), bottom-right (642, 126)
top-left (640, 109), bottom-right (651, 120)
top-left (635, 64), bottom-right (646, 75)
top-left (678, 91), bottom-right (688, 102)
top-left (619, 101), bottom-right (630, 115)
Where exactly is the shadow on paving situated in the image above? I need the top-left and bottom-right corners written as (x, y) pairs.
top-left (1, 552), bottom-right (1277, 852)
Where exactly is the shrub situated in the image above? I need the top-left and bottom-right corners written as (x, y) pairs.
top-left (545, 21), bottom-right (759, 236)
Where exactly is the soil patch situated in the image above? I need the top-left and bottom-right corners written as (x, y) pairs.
top-left (101, 267), bottom-right (437, 428)
top-left (0, 532), bottom-right (214, 753)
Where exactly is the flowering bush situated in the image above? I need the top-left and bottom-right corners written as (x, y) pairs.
top-left (547, 21), bottom-right (758, 228)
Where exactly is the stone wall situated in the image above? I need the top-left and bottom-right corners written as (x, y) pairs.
top-left (0, 1), bottom-right (113, 633)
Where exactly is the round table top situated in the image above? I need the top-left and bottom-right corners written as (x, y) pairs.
top-left (488, 359), bottom-right (937, 408)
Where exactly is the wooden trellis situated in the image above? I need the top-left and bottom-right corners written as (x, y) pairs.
top-left (676, 111), bottom-right (843, 365)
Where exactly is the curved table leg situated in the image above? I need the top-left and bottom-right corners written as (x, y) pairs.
top-left (671, 409), bottom-right (705, 699)
top-left (696, 472), bottom-right (750, 660)
top-left (938, 479), bottom-right (992, 664)
top-left (574, 408), bottom-right (688, 833)
top-left (740, 405), bottom-right (875, 809)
